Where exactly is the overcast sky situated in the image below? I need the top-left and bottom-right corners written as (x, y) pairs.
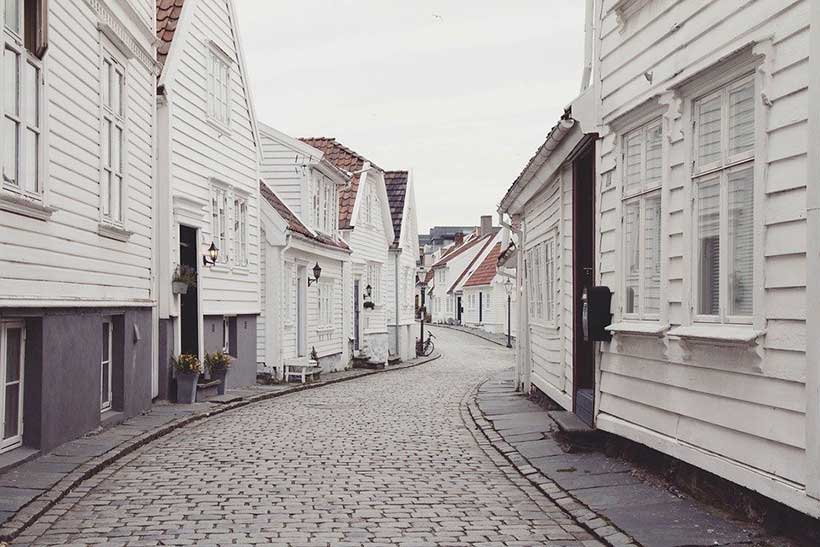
top-left (236, 1), bottom-right (586, 233)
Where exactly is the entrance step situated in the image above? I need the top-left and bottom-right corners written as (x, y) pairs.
top-left (548, 411), bottom-right (594, 434)
top-left (352, 358), bottom-right (385, 370)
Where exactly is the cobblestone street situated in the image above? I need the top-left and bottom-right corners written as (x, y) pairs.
top-left (13, 328), bottom-right (601, 546)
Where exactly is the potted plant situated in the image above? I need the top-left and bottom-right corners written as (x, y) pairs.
top-left (171, 354), bottom-right (201, 404)
top-left (204, 351), bottom-right (232, 395)
top-left (172, 265), bottom-right (197, 295)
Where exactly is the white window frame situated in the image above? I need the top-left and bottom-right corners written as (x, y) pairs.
top-left (620, 118), bottom-right (663, 321)
top-left (100, 319), bottom-right (113, 413)
top-left (233, 193), bottom-right (248, 268)
top-left (211, 183), bottom-right (230, 265)
top-left (690, 74), bottom-right (756, 325)
top-left (206, 43), bottom-right (232, 131)
top-left (99, 39), bottom-right (127, 226)
top-left (318, 280), bottom-right (334, 327)
top-left (222, 316), bottom-right (231, 353)
top-left (366, 262), bottom-right (381, 305)
top-left (2, 11), bottom-right (45, 204)
top-left (1, 320), bottom-right (25, 453)
top-left (544, 233), bottom-right (558, 324)
top-left (526, 244), bottom-right (545, 322)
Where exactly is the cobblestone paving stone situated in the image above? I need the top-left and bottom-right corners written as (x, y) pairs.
top-left (15, 328), bottom-right (604, 547)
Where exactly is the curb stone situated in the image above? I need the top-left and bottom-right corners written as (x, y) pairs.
top-left (430, 323), bottom-right (515, 348)
top-left (462, 376), bottom-right (642, 547)
top-left (0, 352), bottom-right (442, 543)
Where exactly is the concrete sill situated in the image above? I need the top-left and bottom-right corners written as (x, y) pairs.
top-left (667, 325), bottom-right (766, 346)
top-left (607, 322), bottom-right (670, 337)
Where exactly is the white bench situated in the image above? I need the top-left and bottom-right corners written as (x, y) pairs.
top-left (284, 360), bottom-right (322, 384)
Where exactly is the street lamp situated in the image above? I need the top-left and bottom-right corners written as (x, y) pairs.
top-left (504, 277), bottom-right (513, 348)
top-left (307, 262), bottom-right (322, 287)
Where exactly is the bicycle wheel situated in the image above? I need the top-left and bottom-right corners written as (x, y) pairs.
top-left (424, 340), bottom-right (435, 357)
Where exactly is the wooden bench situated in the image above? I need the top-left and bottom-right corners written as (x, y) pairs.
top-left (284, 361), bottom-right (322, 384)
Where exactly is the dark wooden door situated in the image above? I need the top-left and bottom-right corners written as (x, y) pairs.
top-left (572, 142), bottom-right (596, 426)
top-left (179, 225), bottom-right (199, 356)
top-left (353, 280), bottom-right (361, 351)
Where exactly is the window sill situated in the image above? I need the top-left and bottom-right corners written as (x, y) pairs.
top-left (206, 116), bottom-right (231, 136)
top-left (98, 222), bottom-right (133, 242)
top-left (667, 324), bottom-right (765, 347)
top-left (0, 192), bottom-right (56, 221)
top-left (607, 321), bottom-right (670, 337)
top-left (317, 326), bottom-right (334, 334)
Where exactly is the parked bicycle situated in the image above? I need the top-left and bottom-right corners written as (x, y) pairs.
top-left (416, 331), bottom-right (435, 357)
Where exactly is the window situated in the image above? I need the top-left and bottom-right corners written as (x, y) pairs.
top-left (222, 316), bottom-right (237, 355)
top-left (545, 237), bottom-right (556, 322)
top-left (207, 47), bottom-right (230, 128)
top-left (211, 186), bottom-right (229, 264)
top-left (621, 119), bottom-right (662, 319)
top-left (3, 0), bottom-right (46, 199)
top-left (100, 47), bottom-right (126, 224)
top-left (101, 320), bottom-right (112, 412)
top-left (366, 262), bottom-right (381, 304)
top-left (233, 195), bottom-right (248, 267)
top-left (484, 292), bottom-right (490, 310)
top-left (364, 187), bottom-right (373, 225)
top-left (318, 281), bottom-right (333, 326)
top-left (526, 244), bottom-right (544, 320)
top-left (692, 75), bottom-right (755, 322)
top-left (309, 170), bottom-right (337, 235)
top-left (1, 321), bottom-right (25, 452)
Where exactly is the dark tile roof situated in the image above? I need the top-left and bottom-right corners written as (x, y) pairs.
top-left (431, 233), bottom-right (488, 269)
top-left (464, 243), bottom-right (502, 288)
top-left (384, 171), bottom-right (408, 246)
top-left (259, 181), bottom-right (349, 251)
top-left (299, 138), bottom-right (382, 230)
top-left (156, 0), bottom-right (185, 74)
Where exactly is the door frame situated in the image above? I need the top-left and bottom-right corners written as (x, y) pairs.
top-left (353, 277), bottom-right (362, 351)
top-left (571, 138), bottom-right (597, 419)
top-left (1, 320), bottom-right (26, 453)
top-left (296, 264), bottom-right (307, 357)
top-left (175, 224), bottom-right (204, 362)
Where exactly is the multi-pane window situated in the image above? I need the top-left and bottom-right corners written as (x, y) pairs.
top-left (233, 196), bottom-right (248, 267)
top-left (1, 321), bottom-right (25, 452)
top-left (211, 186), bottom-right (229, 264)
top-left (101, 49), bottom-right (126, 223)
top-left (309, 171), bottom-right (337, 235)
top-left (526, 244), bottom-right (544, 320)
top-left (3, 0), bottom-right (46, 198)
top-left (318, 281), bottom-right (333, 325)
top-left (366, 262), bottom-right (381, 303)
top-left (101, 320), bottom-right (112, 412)
top-left (622, 120), bottom-right (662, 319)
top-left (545, 236), bottom-right (556, 322)
top-left (692, 75), bottom-right (755, 321)
top-left (207, 48), bottom-right (230, 128)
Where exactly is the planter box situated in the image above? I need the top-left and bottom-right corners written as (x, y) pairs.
top-left (211, 368), bottom-right (228, 395)
top-left (176, 371), bottom-right (199, 404)
top-left (172, 281), bottom-right (189, 295)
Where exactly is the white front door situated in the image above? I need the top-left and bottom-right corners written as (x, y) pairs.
top-left (101, 319), bottom-right (113, 412)
top-left (1, 321), bottom-right (25, 453)
top-left (296, 265), bottom-right (307, 357)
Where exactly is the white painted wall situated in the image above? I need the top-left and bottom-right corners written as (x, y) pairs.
top-left (590, 0), bottom-right (817, 517)
top-left (0, 0), bottom-right (156, 306)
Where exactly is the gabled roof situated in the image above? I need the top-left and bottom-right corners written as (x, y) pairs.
top-left (156, 0), bottom-right (185, 73)
top-left (259, 181), bottom-right (349, 251)
top-left (431, 232), bottom-right (487, 269)
top-left (464, 243), bottom-right (503, 288)
top-left (384, 171), bottom-right (408, 246)
top-left (446, 234), bottom-right (498, 294)
top-left (299, 138), bottom-right (383, 229)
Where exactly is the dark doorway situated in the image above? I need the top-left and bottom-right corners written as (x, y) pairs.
top-left (479, 292), bottom-right (483, 323)
top-left (572, 140), bottom-right (596, 427)
top-left (179, 225), bottom-right (199, 356)
top-left (353, 279), bottom-right (361, 351)
top-left (457, 296), bottom-right (462, 323)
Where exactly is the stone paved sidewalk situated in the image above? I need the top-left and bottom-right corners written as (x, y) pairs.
top-left (433, 322), bottom-right (516, 348)
top-left (471, 369), bottom-right (772, 547)
top-left (0, 354), bottom-right (440, 543)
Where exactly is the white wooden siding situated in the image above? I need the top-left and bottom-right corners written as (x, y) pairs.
top-left (0, 0), bottom-right (155, 305)
top-left (258, 131), bottom-right (306, 216)
top-left (594, 0), bottom-right (813, 513)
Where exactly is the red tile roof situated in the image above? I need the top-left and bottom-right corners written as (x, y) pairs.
top-left (298, 138), bottom-right (382, 230)
top-left (259, 181), bottom-right (349, 251)
top-left (156, 0), bottom-right (185, 74)
top-left (384, 171), bottom-right (408, 246)
top-left (464, 243), bottom-right (503, 288)
top-left (446, 235), bottom-right (498, 294)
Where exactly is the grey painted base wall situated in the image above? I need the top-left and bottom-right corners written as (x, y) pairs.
top-left (2, 307), bottom-right (153, 453)
top-left (203, 314), bottom-right (257, 389)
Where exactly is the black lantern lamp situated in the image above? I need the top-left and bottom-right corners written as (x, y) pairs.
top-left (202, 242), bottom-right (219, 267)
top-left (365, 284), bottom-right (373, 298)
top-left (307, 262), bottom-right (322, 287)
top-left (363, 284), bottom-right (375, 309)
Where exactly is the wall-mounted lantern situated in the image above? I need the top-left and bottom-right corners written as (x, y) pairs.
top-left (202, 242), bottom-right (219, 267)
top-left (307, 262), bottom-right (322, 287)
top-left (363, 284), bottom-right (375, 310)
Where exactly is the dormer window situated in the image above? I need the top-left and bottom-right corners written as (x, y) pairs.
top-left (309, 169), bottom-right (337, 236)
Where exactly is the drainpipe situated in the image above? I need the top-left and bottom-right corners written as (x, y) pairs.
top-left (580, 0), bottom-right (595, 92)
top-left (393, 248), bottom-right (401, 358)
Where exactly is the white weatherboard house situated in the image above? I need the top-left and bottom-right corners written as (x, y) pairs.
top-left (461, 239), bottom-right (519, 338)
top-left (300, 138), bottom-right (394, 366)
top-left (256, 124), bottom-right (351, 379)
top-left (0, 0), bottom-right (156, 453)
top-left (155, 0), bottom-right (261, 397)
top-left (385, 171), bottom-right (420, 362)
top-left (504, 0), bottom-right (820, 520)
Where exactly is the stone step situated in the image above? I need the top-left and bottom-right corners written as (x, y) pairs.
top-left (548, 411), bottom-right (595, 434)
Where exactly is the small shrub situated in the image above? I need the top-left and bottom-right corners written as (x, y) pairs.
top-left (171, 354), bottom-right (202, 374)
top-left (204, 351), bottom-right (232, 373)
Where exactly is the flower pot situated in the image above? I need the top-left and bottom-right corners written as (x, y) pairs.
top-left (176, 371), bottom-right (199, 404)
top-left (172, 281), bottom-right (189, 295)
top-left (211, 368), bottom-right (228, 395)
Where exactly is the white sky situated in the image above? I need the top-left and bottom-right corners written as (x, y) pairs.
top-left (235, 1), bottom-right (586, 233)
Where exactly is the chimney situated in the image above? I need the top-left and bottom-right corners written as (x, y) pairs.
top-left (480, 215), bottom-right (493, 236)
top-left (454, 232), bottom-right (465, 246)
